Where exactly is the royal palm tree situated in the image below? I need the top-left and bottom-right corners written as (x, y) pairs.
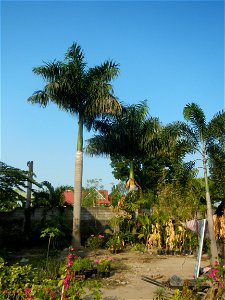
top-left (86, 100), bottom-right (161, 192)
top-left (182, 102), bottom-right (225, 265)
top-left (28, 43), bottom-right (122, 246)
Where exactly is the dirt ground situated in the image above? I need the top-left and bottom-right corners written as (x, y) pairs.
top-left (84, 248), bottom-right (211, 300)
top-left (9, 247), bottom-right (210, 300)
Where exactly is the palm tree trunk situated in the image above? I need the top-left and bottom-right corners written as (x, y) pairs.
top-left (202, 143), bottom-right (218, 265)
top-left (72, 115), bottom-right (83, 247)
top-left (128, 160), bottom-right (136, 192)
top-left (128, 161), bottom-right (139, 221)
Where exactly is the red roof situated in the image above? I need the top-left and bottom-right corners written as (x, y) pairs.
top-left (96, 190), bottom-right (110, 204)
top-left (63, 190), bottom-right (74, 205)
top-left (63, 189), bottom-right (111, 206)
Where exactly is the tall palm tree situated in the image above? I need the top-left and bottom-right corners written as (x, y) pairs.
top-left (28, 43), bottom-right (122, 246)
top-left (182, 102), bottom-right (225, 265)
top-left (86, 100), bottom-right (161, 192)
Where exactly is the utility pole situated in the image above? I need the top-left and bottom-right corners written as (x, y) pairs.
top-left (24, 161), bottom-right (33, 243)
top-left (26, 161), bottom-right (33, 208)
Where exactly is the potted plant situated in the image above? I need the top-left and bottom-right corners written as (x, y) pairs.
top-left (96, 258), bottom-right (111, 277)
top-left (70, 257), bottom-right (93, 277)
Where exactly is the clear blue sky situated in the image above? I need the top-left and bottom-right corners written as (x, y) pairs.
top-left (1, 0), bottom-right (224, 192)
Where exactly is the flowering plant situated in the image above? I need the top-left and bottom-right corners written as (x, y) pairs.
top-left (85, 234), bottom-right (105, 249)
top-left (96, 257), bottom-right (112, 273)
top-left (0, 247), bottom-right (101, 300)
top-left (204, 261), bottom-right (225, 299)
top-left (207, 261), bottom-right (225, 288)
top-left (60, 247), bottom-right (102, 299)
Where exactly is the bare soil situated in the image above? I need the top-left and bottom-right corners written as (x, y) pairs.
top-left (84, 248), bottom-right (210, 300)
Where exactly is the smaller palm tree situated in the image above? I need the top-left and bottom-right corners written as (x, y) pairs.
top-left (181, 102), bottom-right (225, 265)
top-left (32, 181), bottom-right (72, 208)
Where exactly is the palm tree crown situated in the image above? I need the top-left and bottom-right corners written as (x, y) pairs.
top-left (183, 102), bottom-right (225, 157)
top-left (86, 100), bottom-right (161, 193)
top-left (86, 100), bottom-right (160, 159)
top-left (28, 43), bottom-right (121, 122)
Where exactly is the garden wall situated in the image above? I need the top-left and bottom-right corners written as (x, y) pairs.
top-left (0, 207), bottom-right (117, 248)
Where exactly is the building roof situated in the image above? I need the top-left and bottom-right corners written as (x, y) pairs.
top-left (63, 189), bottom-right (111, 206)
top-left (63, 190), bottom-right (74, 205)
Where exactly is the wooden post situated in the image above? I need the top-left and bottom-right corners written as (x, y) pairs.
top-left (24, 161), bottom-right (33, 243)
top-left (26, 161), bottom-right (33, 208)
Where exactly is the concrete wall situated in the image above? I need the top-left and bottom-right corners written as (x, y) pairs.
top-left (0, 206), bottom-right (117, 247)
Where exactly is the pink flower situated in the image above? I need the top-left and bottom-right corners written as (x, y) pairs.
top-left (47, 288), bottom-right (55, 299)
top-left (98, 234), bottom-right (104, 238)
top-left (208, 268), bottom-right (219, 282)
top-left (219, 282), bottom-right (225, 288)
top-left (68, 246), bottom-right (76, 252)
top-left (63, 275), bottom-right (71, 289)
top-left (24, 288), bottom-right (31, 294)
top-left (67, 253), bottom-right (74, 266)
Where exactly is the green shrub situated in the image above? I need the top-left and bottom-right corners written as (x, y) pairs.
top-left (106, 234), bottom-right (124, 252)
top-left (96, 258), bottom-right (111, 273)
top-left (70, 257), bottom-right (93, 274)
top-left (0, 258), bottom-right (37, 299)
top-left (85, 234), bottom-right (106, 249)
top-left (131, 243), bottom-right (144, 252)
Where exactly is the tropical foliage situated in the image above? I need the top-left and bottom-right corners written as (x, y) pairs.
top-left (32, 181), bottom-right (72, 208)
top-left (0, 161), bottom-right (38, 211)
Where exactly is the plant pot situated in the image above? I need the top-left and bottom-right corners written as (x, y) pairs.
top-left (97, 272), bottom-right (105, 278)
top-left (97, 271), bottom-right (110, 278)
top-left (84, 270), bottom-right (93, 279)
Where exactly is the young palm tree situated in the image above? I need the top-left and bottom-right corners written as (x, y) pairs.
top-left (32, 181), bottom-right (73, 208)
top-left (182, 102), bottom-right (225, 265)
top-left (28, 43), bottom-right (122, 246)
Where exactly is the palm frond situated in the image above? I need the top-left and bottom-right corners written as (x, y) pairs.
top-left (207, 110), bottom-right (225, 143)
top-left (160, 122), bottom-right (198, 157)
top-left (88, 60), bottom-right (120, 82)
top-left (207, 143), bottom-right (225, 159)
top-left (86, 101), bottom-right (162, 161)
top-left (27, 90), bottom-right (49, 107)
top-left (41, 181), bottom-right (55, 194)
top-left (32, 61), bottom-right (63, 81)
top-left (183, 102), bottom-right (207, 139)
top-left (65, 42), bottom-right (86, 71)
